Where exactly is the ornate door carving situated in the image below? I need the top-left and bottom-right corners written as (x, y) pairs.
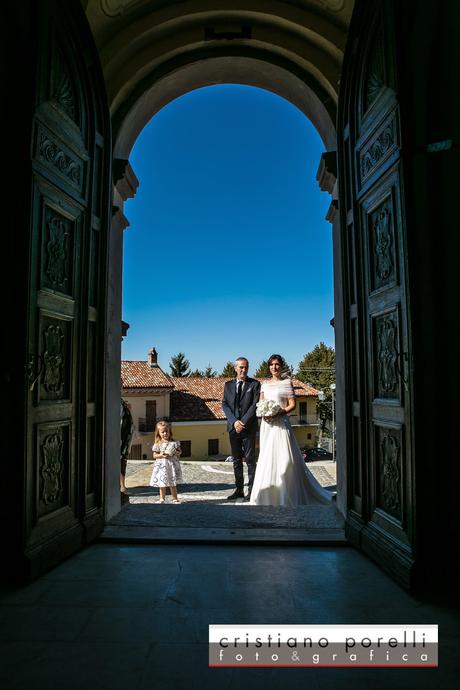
top-left (24, 0), bottom-right (110, 575)
top-left (338, 1), bottom-right (415, 587)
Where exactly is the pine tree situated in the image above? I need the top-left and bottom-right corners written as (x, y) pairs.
top-left (254, 360), bottom-right (270, 378)
top-left (169, 352), bottom-right (190, 377)
top-left (203, 365), bottom-right (217, 377)
top-left (221, 361), bottom-right (236, 377)
top-left (189, 364), bottom-right (217, 377)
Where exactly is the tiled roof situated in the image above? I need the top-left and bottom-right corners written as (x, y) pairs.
top-left (121, 361), bottom-right (320, 421)
top-left (170, 377), bottom-right (229, 421)
top-left (121, 361), bottom-right (174, 389)
top-left (169, 376), bottom-right (319, 422)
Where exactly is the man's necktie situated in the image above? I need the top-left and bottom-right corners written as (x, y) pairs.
top-left (236, 381), bottom-right (243, 411)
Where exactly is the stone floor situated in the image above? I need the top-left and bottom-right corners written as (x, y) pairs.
top-left (109, 502), bottom-right (343, 530)
top-left (115, 460), bottom-right (343, 542)
top-left (0, 543), bottom-right (458, 689)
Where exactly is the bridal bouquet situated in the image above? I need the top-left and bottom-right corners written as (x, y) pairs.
top-left (256, 399), bottom-right (282, 418)
top-left (160, 441), bottom-right (178, 457)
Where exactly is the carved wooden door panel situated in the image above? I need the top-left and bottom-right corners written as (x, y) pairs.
top-left (25, 0), bottom-right (110, 576)
top-left (338, 1), bottom-right (415, 587)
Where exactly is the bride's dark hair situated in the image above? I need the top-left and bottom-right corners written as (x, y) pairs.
top-left (267, 354), bottom-right (291, 379)
top-left (268, 354), bottom-right (285, 367)
top-left (267, 354), bottom-right (292, 379)
top-left (267, 354), bottom-right (290, 376)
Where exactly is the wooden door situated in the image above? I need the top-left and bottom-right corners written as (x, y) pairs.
top-left (338, 0), bottom-right (415, 587)
top-left (24, 0), bottom-right (110, 576)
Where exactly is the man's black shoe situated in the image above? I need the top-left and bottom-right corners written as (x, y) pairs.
top-left (227, 490), bottom-right (244, 500)
top-left (243, 493), bottom-right (251, 502)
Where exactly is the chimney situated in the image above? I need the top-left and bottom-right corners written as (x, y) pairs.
top-left (148, 347), bottom-right (158, 367)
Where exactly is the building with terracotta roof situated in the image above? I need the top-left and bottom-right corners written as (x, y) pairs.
top-left (122, 349), bottom-right (321, 460)
top-left (121, 348), bottom-right (174, 456)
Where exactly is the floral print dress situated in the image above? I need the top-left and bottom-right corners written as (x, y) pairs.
top-left (149, 441), bottom-right (183, 487)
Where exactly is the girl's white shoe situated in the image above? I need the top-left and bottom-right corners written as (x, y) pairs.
top-left (172, 499), bottom-right (181, 504)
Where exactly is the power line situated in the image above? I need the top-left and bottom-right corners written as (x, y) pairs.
top-left (296, 367), bottom-right (336, 371)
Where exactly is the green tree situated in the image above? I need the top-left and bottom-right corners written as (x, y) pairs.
top-left (169, 352), bottom-right (190, 377)
top-left (296, 342), bottom-right (336, 437)
top-left (221, 361), bottom-right (236, 377)
top-left (296, 342), bottom-right (336, 390)
top-left (254, 359), bottom-right (270, 377)
top-left (189, 364), bottom-right (217, 377)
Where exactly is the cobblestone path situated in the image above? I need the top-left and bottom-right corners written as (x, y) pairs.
top-left (113, 460), bottom-right (343, 531)
top-left (125, 460), bottom-right (336, 505)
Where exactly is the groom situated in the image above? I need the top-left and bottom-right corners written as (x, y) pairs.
top-left (222, 357), bottom-right (261, 500)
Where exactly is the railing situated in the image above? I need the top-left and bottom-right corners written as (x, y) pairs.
top-left (288, 414), bottom-right (319, 426)
top-left (138, 417), bottom-right (156, 433)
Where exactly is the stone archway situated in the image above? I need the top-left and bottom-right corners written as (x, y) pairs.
top-left (113, 55), bottom-right (337, 157)
top-left (5, 0), bottom-right (458, 590)
top-left (93, 0), bottom-right (436, 592)
top-left (84, 1), bottom-right (351, 523)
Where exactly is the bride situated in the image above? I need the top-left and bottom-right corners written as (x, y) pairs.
top-left (250, 354), bottom-right (334, 507)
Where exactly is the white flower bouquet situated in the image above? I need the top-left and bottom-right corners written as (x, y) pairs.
top-left (160, 441), bottom-right (178, 457)
top-left (256, 399), bottom-right (282, 418)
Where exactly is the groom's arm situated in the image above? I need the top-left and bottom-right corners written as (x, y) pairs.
top-left (241, 380), bottom-right (261, 426)
top-left (222, 383), bottom-right (237, 427)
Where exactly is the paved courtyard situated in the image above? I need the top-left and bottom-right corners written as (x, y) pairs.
top-left (108, 460), bottom-right (343, 536)
top-left (125, 459), bottom-right (336, 505)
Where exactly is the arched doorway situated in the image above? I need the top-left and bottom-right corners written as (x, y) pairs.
top-left (13, 0), bottom-right (455, 592)
top-left (119, 82), bottom-right (339, 517)
top-left (93, 0), bottom-right (421, 589)
top-left (107, 57), bottom-right (347, 517)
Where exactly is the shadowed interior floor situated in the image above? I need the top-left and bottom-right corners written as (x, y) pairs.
top-left (104, 503), bottom-right (346, 545)
top-left (0, 543), bottom-right (457, 690)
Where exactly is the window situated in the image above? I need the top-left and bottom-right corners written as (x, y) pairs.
top-left (299, 401), bottom-right (307, 423)
top-left (307, 433), bottom-right (312, 440)
top-left (181, 441), bottom-right (191, 457)
top-left (208, 439), bottom-right (219, 455)
top-left (139, 400), bottom-right (157, 432)
top-left (146, 400), bottom-right (157, 428)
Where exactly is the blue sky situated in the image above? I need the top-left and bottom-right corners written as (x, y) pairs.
top-left (122, 84), bottom-right (334, 374)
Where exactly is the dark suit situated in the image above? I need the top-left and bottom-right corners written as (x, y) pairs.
top-left (222, 377), bottom-right (261, 495)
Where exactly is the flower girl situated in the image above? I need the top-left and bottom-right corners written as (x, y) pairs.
top-left (150, 420), bottom-right (183, 503)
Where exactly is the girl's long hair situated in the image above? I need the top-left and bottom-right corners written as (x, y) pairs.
top-left (154, 420), bottom-right (175, 444)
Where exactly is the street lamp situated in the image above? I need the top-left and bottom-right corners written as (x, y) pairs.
top-left (330, 383), bottom-right (336, 463)
top-left (318, 391), bottom-right (326, 448)
top-left (317, 386), bottom-right (336, 460)
top-left (317, 389), bottom-right (325, 449)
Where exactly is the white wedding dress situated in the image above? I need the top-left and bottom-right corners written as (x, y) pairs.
top-left (250, 379), bottom-right (333, 507)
